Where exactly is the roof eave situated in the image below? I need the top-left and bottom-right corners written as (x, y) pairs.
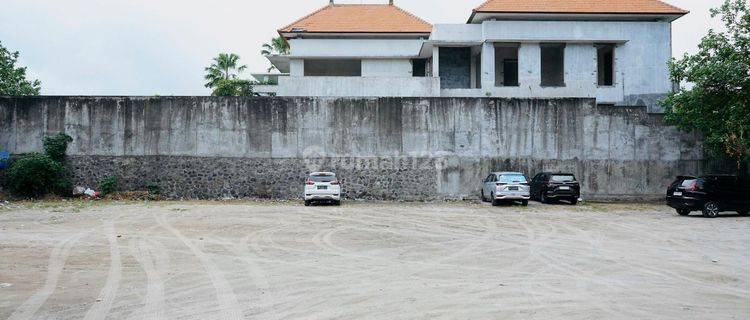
top-left (279, 31), bottom-right (432, 39)
top-left (468, 11), bottom-right (689, 23)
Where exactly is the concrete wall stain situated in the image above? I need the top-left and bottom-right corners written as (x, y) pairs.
top-left (0, 96), bottom-right (707, 200)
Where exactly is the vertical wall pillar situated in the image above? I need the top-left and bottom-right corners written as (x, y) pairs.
top-left (519, 43), bottom-right (540, 89)
top-left (470, 52), bottom-right (477, 89)
top-left (432, 46), bottom-right (440, 78)
top-left (290, 59), bottom-right (304, 77)
top-left (481, 42), bottom-right (495, 93)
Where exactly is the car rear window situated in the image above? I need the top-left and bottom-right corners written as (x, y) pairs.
top-left (309, 174), bottom-right (336, 182)
top-left (680, 179), bottom-right (696, 188)
top-left (498, 174), bottom-right (527, 183)
top-left (550, 175), bottom-right (576, 182)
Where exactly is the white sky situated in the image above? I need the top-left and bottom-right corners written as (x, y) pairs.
top-left (0, 0), bottom-right (725, 96)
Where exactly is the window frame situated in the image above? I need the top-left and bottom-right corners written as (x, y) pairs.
top-left (540, 43), bottom-right (566, 88)
top-left (596, 44), bottom-right (616, 87)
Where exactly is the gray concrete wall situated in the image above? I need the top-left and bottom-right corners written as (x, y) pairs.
top-left (0, 96), bottom-right (703, 200)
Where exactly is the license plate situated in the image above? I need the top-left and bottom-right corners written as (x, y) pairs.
top-left (559, 186), bottom-right (570, 190)
top-left (317, 186), bottom-right (327, 190)
top-left (508, 186), bottom-right (518, 191)
top-left (673, 192), bottom-right (682, 196)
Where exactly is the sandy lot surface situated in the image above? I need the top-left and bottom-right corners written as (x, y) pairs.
top-left (0, 200), bottom-right (748, 320)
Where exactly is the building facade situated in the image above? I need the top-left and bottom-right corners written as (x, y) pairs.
top-left (260, 0), bottom-right (687, 112)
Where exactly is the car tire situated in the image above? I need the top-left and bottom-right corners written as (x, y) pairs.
top-left (702, 201), bottom-right (720, 218)
top-left (522, 200), bottom-right (528, 206)
top-left (677, 209), bottom-right (691, 216)
top-left (570, 198), bottom-right (578, 205)
top-left (540, 193), bottom-right (548, 204)
top-left (738, 210), bottom-right (749, 216)
top-left (491, 195), bottom-right (500, 206)
top-left (304, 201), bottom-right (311, 207)
top-left (334, 200), bottom-right (341, 206)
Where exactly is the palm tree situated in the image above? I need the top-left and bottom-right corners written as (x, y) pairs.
top-left (261, 36), bottom-right (289, 56)
top-left (204, 53), bottom-right (247, 89)
top-left (261, 37), bottom-right (290, 72)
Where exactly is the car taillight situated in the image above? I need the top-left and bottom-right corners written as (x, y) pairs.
top-left (496, 183), bottom-right (507, 186)
top-left (330, 180), bottom-right (340, 185)
top-left (305, 180), bottom-right (315, 185)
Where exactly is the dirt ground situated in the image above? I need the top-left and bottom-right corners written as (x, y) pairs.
top-left (0, 200), bottom-right (748, 320)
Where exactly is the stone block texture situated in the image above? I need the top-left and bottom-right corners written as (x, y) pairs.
top-left (0, 96), bottom-right (705, 200)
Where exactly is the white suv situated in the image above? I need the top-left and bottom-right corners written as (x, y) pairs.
top-left (481, 172), bottom-right (530, 206)
top-left (304, 172), bottom-right (342, 206)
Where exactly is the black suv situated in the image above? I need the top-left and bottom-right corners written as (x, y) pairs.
top-left (666, 175), bottom-right (750, 218)
top-left (530, 172), bottom-right (581, 205)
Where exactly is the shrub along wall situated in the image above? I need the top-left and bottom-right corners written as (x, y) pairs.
top-left (0, 96), bottom-right (705, 200)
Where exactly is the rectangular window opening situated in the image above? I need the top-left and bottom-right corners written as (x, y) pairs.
top-left (495, 44), bottom-right (519, 87)
top-left (412, 59), bottom-right (427, 77)
top-left (439, 47), bottom-right (472, 89)
top-left (540, 43), bottom-right (565, 87)
top-left (597, 44), bottom-right (615, 86)
top-left (304, 59), bottom-right (361, 77)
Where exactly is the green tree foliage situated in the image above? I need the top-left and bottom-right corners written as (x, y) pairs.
top-left (204, 53), bottom-right (247, 89)
top-left (204, 53), bottom-right (258, 96)
top-left (261, 37), bottom-right (290, 72)
top-left (211, 79), bottom-right (255, 97)
top-left (662, 0), bottom-right (750, 172)
top-left (6, 132), bottom-right (73, 198)
top-left (43, 133), bottom-right (73, 163)
top-left (6, 153), bottom-right (65, 197)
top-left (261, 36), bottom-right (290, 56)
top-left (0, 41), bottom-right (41, 96)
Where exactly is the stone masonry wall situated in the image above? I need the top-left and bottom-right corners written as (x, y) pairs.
top-left (0, 96), bottom-right (704, 200)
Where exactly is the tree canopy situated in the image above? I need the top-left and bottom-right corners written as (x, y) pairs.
top-left (661, 0), bottom-right (750, 172)
top-left (204, 53), bottom-right (256, 96)
top-left (204, 53), bottom-right (247, 89)
top-left (0, 41), bottom-right (41, 96)
top-left (261, 37), bottom-right (289, 72)
top-left (261, 36), bottom-right (289, 56)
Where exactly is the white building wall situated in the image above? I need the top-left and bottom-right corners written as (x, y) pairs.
top-left (289, 59), bottom-right (304, 77)
top-left (478, 20), bottom-right (672, 110)
top-left (277, 77), bottom-right (439, 97)
top-left (431, 24), bottom-right (483, 42)
top-left (276, 20), bottom-right (674, 112)
top-left (362, 59), bottom-right (413, 77)
top-left (289, 39), bottom-right (424, 58)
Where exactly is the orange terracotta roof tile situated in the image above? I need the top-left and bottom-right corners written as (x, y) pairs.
top-left (279, 4), bottom-right (432, 35)
top-left (474, 0), bottom-right (688, 15)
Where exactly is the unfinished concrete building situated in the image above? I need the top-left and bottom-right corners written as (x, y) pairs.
top-left (258, 0), bottom-right (688, 112)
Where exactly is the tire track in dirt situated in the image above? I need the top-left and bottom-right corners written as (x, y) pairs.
top-left (7, 232), bottom-right (86, 320)
top-left (155, 212), bottom-right (243, 320)
top-left (127, 238), bottom-right (167, 320)
top-left (83, 219), bottom-right (123, 320)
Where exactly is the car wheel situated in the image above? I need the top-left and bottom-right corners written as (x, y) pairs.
top-left (491, 194), bottom-right (499, 206)
top-left (702, 202), bottom-right (720, 218)
top-left (334, 200), bottom-right (341, 206)
top-left (522, 200), bottom-right (528, 206)
top-left (738, 210), bottom-right (749, 216)
top-left (304, 201), bottom-right (311, 207)
top-left (540, 193), bottom-right (547, 204)
top-left (677, 209), bottom-right (691, 216)
top-left (570, 198), bottom-right (578, 205)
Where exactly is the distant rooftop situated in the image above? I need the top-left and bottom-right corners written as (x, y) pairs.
top-left (279, 3), bottom-right (432, 36)
top-left (473, 0), bottom-right (688, 15)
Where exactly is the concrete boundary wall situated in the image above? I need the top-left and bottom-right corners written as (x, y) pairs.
top-left (0, 96), bottom-right (703, 200)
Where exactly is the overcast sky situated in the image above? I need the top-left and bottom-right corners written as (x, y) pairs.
top-left (0, 0), bottom-right (726, 96)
